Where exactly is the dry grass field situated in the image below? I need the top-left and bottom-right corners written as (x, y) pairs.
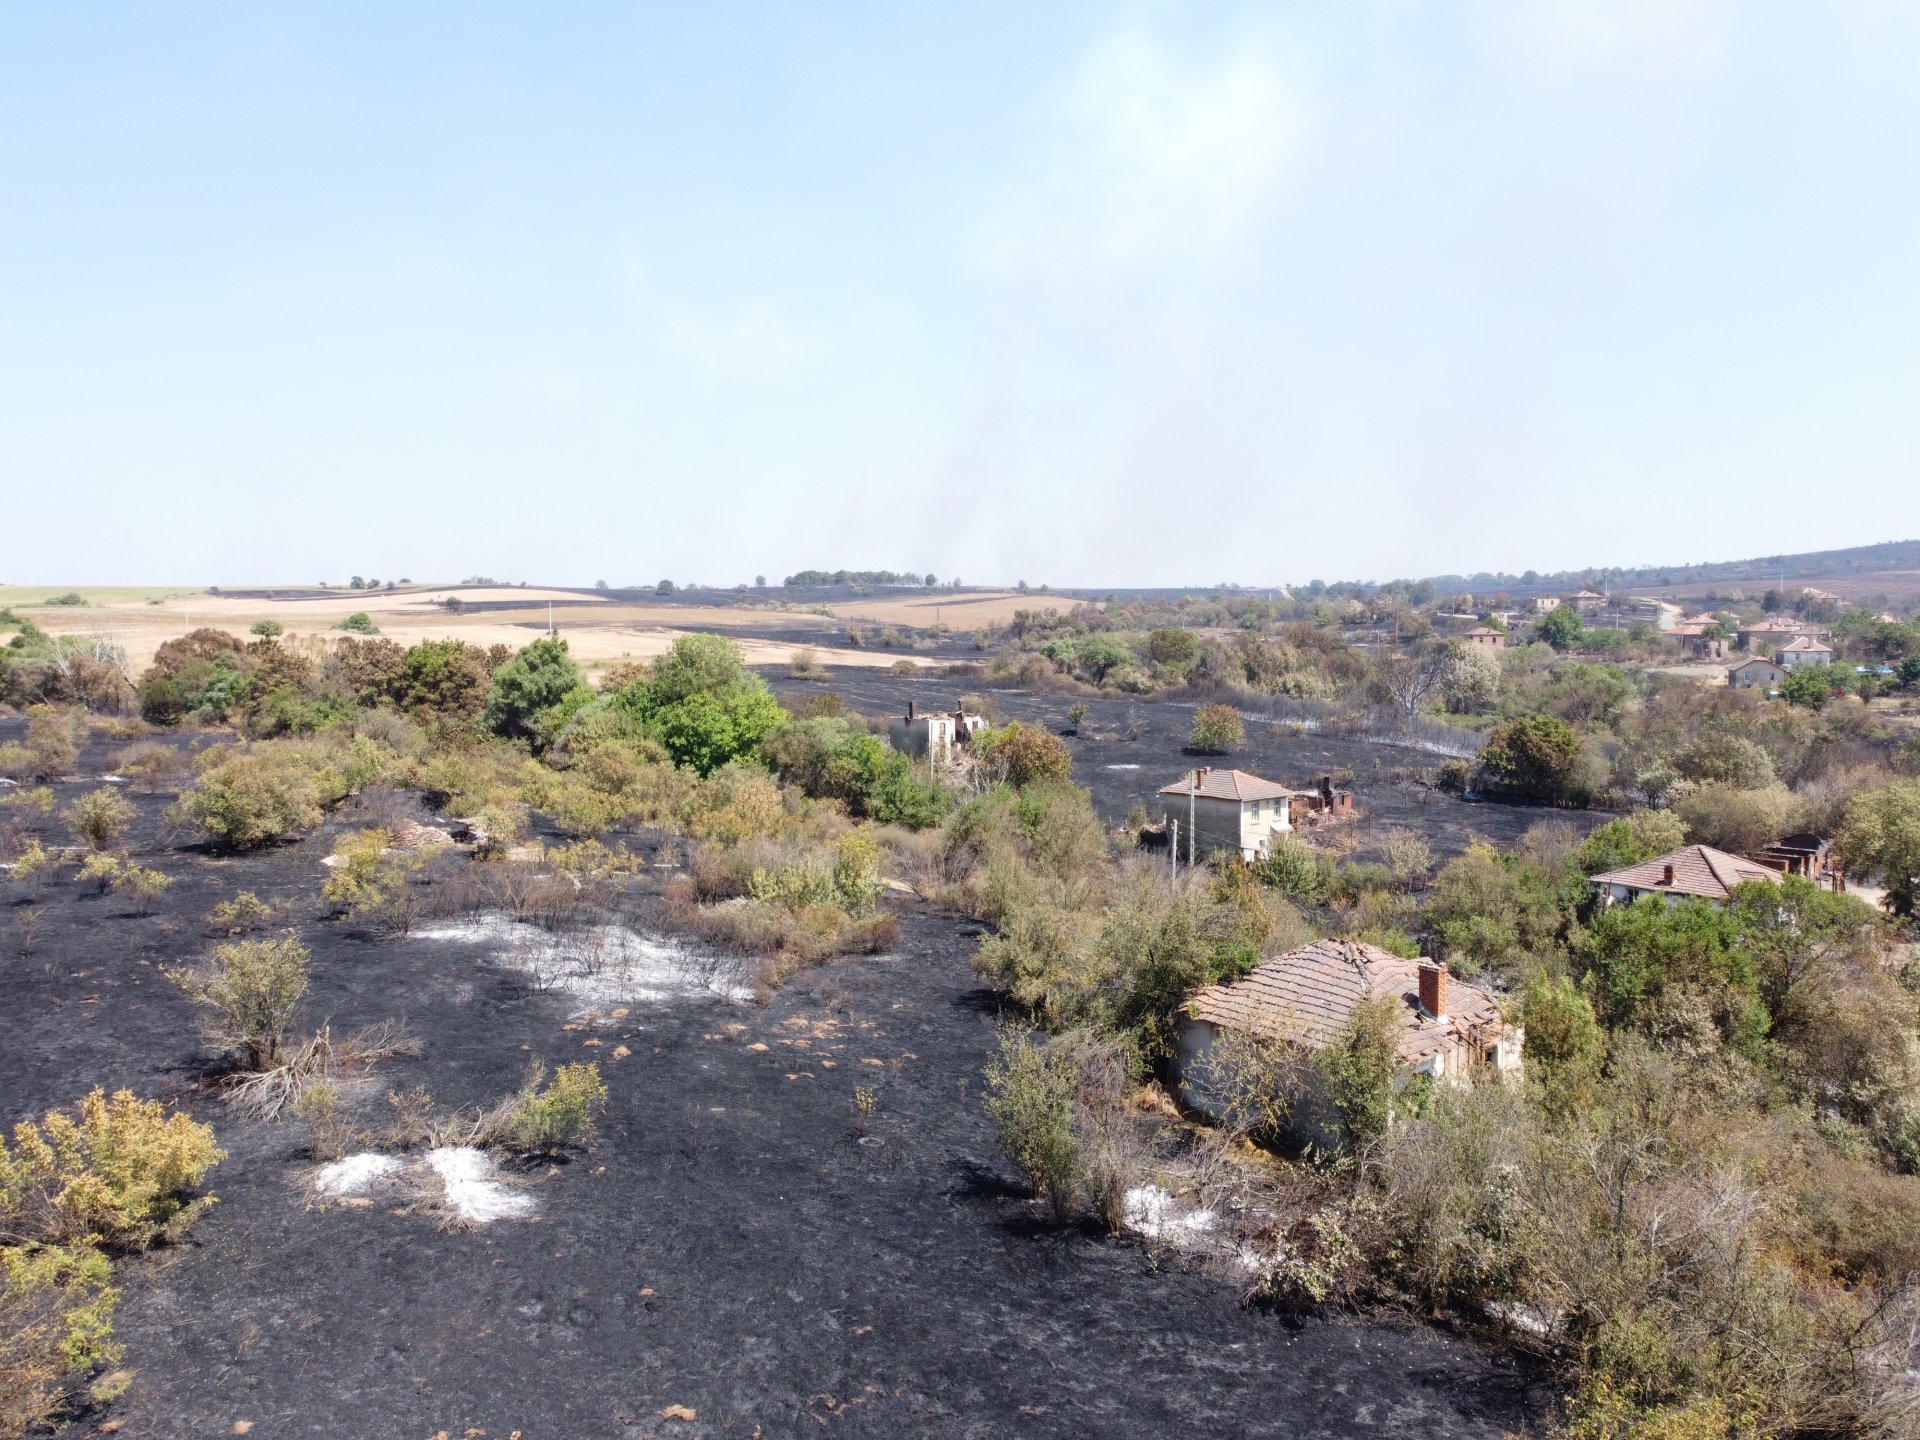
top-left (7, 584), bottom-right (958, 677)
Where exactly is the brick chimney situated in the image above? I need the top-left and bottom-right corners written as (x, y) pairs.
top-left (1661, 862), bottom-right (1675, 886)
top-left (1418, 962), bottom-right (1447, 1019)
top-left (1195, 767), bottom-right (1210, 788)
top-left (906, 699), bottom-right (916, 721)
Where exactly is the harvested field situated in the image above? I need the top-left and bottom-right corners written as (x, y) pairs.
top-left (0, 722), bottom-right (1550, 1438)
top-left (22, 585), bottom-right (939, 675)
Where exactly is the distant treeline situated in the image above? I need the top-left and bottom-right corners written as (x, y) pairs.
top-left (783, 569), bottom-right (936, 588)
top-left (1403, 538), bottom-right (1920, 598)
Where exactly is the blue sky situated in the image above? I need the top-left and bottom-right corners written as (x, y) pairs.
top-left (3, 2), bottom-right (1917, 587)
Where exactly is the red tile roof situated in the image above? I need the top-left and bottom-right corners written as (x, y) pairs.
top-left (1158, 768), bottom-right (1303, 803)
top-left (1184, 939), bottom-right (1510, 1066)
top-left (1589, 844), bottom-right (1782, 902)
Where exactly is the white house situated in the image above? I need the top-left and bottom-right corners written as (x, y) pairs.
top-left (1158, 767), bottom-right (1305, 863)
top-left (887, 700), bottom-right (985, 766)
top-left (1777, 636), bottom-right (1835, 669)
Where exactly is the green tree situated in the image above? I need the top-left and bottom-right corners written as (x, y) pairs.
top-left (1835, 778), bottom-right (1920, 916)
top-left (1780, 665), bottom-right (1835, 709)
top-left (614, 633), bottom-right (784, 775)
top-left (1522, 974), bottom-right (1604, 1117)
top-left (397, 639), bottom-right (494, 726)
top-left (977, 721), bottom-right (1073, 787)
top-left (1535, 607), bottom-right (1585, 651)
top-left (1582, 897), bottom-right (1760, 1048)
top-left (484, 636), bottom-right (589, 749)
top-left (1479, 714), bottom-right (1584, 803)
top-left (339, 612), bottom-right (377, 634)
top-left (1145, 627), bottom-right (1201, 667)
top-left (1574, 810), bottom-right (1687, 875)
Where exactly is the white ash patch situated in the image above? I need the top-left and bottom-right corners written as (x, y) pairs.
top-left (1104, 763), bottom-right (1142, 770)
top-left (426, 1146), bottom-right (535, 1223)
top-left (307, 1148), bottom-right (534, 1224)
top-left (417, 912), bottom-right (752, 1008)
top-left (312, 1152), bottom-right (405, 1197)
top-left (1123, 1185), bottom-right (1217, 1246)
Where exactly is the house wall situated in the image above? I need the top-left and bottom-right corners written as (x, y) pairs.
top-left (1175, 1016), bottom-right (1521, 1151)
top-left (1158, 793), bottom-right (1292, 862)
top-left (1729, 662), bottom-right (1784, 690)
top-left (1778, 648), bottom-right (1833, 669)
top-left (888, 714), bottom-right (956, 761)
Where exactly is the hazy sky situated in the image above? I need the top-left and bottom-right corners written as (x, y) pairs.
top-left (4, 2), bottom-right (1918, 588)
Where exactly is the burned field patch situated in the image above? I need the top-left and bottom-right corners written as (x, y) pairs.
top-left (771, 671), bottom-right (1604, 863)
top-left (1, 743), bottom-right (1549, 1439)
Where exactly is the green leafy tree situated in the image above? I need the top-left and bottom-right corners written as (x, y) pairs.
top-left (1780, 665), bottom-right (1835, 709)
top-left (1835, 778), bottom-right (1920, 916)
top-left (1535, 607), bottom-right (1585, 651)
top-left (1522, 974), bottom-right (1604, 1117)
top-left (1581, 897), bottom-right (1761, 1049)
top-left (1574, 810), bottom-right (1688, 875)
top-left (614, 633), bottom-right (784, 775)
top-left (1479, 714), bottom-right (1584, 803)
top-left (484, 636), bottom-right (589, 748)
top-left (396, 639), bottom-right (493, 726)
top-left (339, 612), bottom-right (377, 634)
top-left (977, 721), bottom-right (1073, 787)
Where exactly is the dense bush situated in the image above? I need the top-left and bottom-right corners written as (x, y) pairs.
top-left (1188, 703), bottom-right (1245, 754)
top-left (1478, 714), bottom-right (1586, 804)
top-left (0, 1087), bottom-right (223, 1430)
top-left (63, 788), bottom-right (135, 852)
top-left (975, 722), bottom-right (1072, 788)
top-left (761, 715), bottom-right (949, 827)
top-left (168, 937), bottom-right (311, 1069)
top-left (492, 1062), bottom-right (608, 1151)
top-left (176, 747), bottom-right (327, 846)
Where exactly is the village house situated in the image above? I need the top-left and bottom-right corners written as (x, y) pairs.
top-left (1462, 626), bottom-right (1506, 652)
top-left (1531, 595), bottom-right (1562, 614)
top-left (1157, 767), bottom-right (1306, 862)
top-left (887, 700), bottom-right (985, 766)
top-left (1567, 589), bottom-right (1607, 615)
top-left (1776, 635), bottom-right (1835, 669)
top-left (1176, 940), bottom-right (1522, 1142)
top-left (1589, 844), bottom-right (1782, 908)
top-left (1728, 655), bottom-right (1786, 691)
top-left (1737, 617), bottom-right (1830, 652)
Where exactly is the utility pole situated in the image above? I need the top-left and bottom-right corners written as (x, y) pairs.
top-left (1169, 819), bottom-right (1178, 879)
top-left (1188, 771), bottom-right (1197, 869)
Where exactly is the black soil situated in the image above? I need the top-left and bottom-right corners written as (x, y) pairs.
top-left (2, 722), bottom-right (1555, 1438)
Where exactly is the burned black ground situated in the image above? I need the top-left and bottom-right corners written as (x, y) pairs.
top-left (2, 722), bottom-right (1556, 1439)
top-left (772, 669), bottom-right (1602, 862)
